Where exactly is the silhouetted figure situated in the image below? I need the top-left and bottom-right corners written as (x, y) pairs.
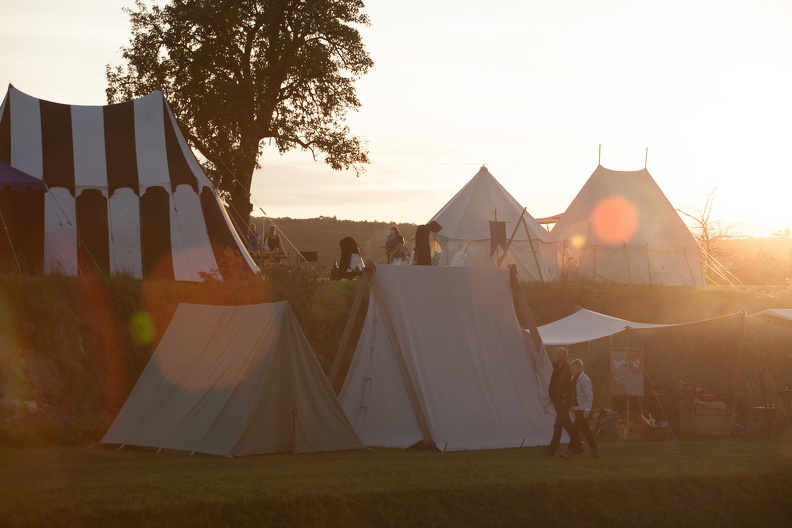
top-left (413, 224), bottom-right (431, 265)
top-left (338, 236), bottom-right (365, 279)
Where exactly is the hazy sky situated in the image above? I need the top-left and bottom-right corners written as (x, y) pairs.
top-left (2, 0), bottom-right (790, 237)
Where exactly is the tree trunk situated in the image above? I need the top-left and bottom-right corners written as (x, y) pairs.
top-left (225, 136), bottom-right (259, 239)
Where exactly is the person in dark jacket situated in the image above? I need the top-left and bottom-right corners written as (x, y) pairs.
top-left (540, 347), bottom-right (581, 457)
top-left (413, 224), bottom-right (431, 265)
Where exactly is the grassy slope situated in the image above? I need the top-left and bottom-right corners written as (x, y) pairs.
top-left (2, 271), bottom-right (792, 447)
top-left (1, 440), bottom-right (791, 527)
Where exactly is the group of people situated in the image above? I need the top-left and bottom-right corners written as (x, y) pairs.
top-left (248, 223), bottom-right (286, 261)
top-left (384, 225), bottom-right (432, 266)
top-left (542, 347), bottom-right (599, 459)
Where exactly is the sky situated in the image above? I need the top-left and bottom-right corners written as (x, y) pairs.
top-left (1, 0), bottom-right (791, 238)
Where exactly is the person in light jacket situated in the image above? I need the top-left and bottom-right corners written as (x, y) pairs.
top-left (561, 358), bottom-right (599, 459)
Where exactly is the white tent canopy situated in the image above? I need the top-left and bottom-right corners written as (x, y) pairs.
top-left (427, 166), bottom-right (556, 282)
top-left (533, 309), bottom-right (672, 346)
top-left (102, 302), bottom-right (363, 456)
top-left (751, 309), bottom-right (792, 323)
top-left (339, 266), bottom-right (554, 451)
top-left (533, 308), bottom-right (792, 346)
top-left (0, 85), bottom-right (257, 281)
top-left (550, 165), bottom-right (704, 287)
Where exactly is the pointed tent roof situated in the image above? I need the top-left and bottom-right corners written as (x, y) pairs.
top-left (0, 84), bottom-right (257, 280)
top-left (101, 302), bottom-right (363, 456)
top-left (339, 266), bottom-right (554, 451)
top-left (429, 166), bottom-right (552, 242)
top-left (550, 165), bottom-right (704, 286)
top-left (551, 165), bottom-right (697, 250)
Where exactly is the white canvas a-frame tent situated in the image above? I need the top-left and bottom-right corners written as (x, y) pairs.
top-left (101, 302), bottom-right (363, 456)
top-left (0, 85), bottom-right (257, 280)
top-left (335, 265), bottom-right (554, 451)
top-left (427, 166), bottom-right (556, 282)
top-left (550, 165), bottom-right (704, 287)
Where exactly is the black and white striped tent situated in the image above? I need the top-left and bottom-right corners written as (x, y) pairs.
top-left (0, 85), bottom-right (257, 280)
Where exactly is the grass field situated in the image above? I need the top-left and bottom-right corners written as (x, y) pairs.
top-left (1, 438), bottom-right (791, 528)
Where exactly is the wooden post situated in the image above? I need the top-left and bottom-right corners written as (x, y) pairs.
top-left (328, 267), bottom-right (372, 387)
top-left (509, 266), bottom-right (543, 354)
top-left (497, 208), bottom-right (527, 267)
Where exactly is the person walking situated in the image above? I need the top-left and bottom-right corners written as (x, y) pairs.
top-left (562, 358), bottom-right (599, 459)
top-left (540, 347), bottom-right (581, 457)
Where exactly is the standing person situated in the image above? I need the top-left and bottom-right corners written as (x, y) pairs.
top-left (385, 226), bottom-right (405, 263)
top-left (541, 347), bottom-right (581, 457)
top-left (562, 358), bottom-right (599, 459)
top-left (413, 224), bottom-right (431, 265)
top-left (247, 222), bottom-right (260, 252)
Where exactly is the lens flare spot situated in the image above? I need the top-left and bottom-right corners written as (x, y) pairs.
top-left (570, 234), bottom-right (586, 248)
top-left (591, 196), bottom-right (639, 245)
top-left (129, 311), bottom-right (154, 346)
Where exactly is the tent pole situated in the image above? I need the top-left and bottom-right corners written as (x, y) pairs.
top-left (497, 207), bottom-right (527, 267)
top-left (523, 215), bottom-right (545, 282)
top-left (328, 267), bottom-right (373, 387)
top-left (372, 280), bottom-right (434, 447)
top-left (509, 266), bottom-right (543, 353)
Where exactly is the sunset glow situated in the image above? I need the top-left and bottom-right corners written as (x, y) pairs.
top-left (1, 0), bottom-right (790, 238)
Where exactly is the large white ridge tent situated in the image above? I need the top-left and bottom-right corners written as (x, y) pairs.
top-left (101, 302), bottom-right (363, 456)
top-left (0, 85), bottom-right (257, 281)
top-left (550, 165), bottom-right (704, 287)
top-left (338, 265), bottom-right (554, 451)
top-left (427, 166), bottom-right (556, 282)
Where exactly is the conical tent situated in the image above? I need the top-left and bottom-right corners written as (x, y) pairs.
top-left (101, 302), bottom-right (363, 456)
top-left (339, 266), bottom-right (554, 451)
top-left (550, 165), bottom-right (704, 286)
top-left (0, 85), bottom-right (257, 280)
top-left (427, 166), bottom-right (556, 282)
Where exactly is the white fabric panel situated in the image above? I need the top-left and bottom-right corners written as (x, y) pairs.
top-left (550, 166), bottom-right (705, 286)
top-left (340, 297), bottom-right (425, 448)
top-left (71, 105), bottom-right (107, 190)
top-left (534, 309), bottom-right (672, 346)
top-left (164, 100), bottom-right (213, 191)
top-left (170, 184), bottom-right (217, 281)
top-left (340, 266), bottom-right (554, 451)
top-left (433, 236), bottom-right (553, 283)
top-left (134, 93), bottom-right (170, 189)
top-left (43, 187), bottom-right (77, 275)
top-left (751, 309), bottom-right (792, 322)
top-left (102, 302), bottom-right (363, 456)
top-left (108, 188), bottom-right (143, 277)
top-left (9, 87), bottom-right (43, 178)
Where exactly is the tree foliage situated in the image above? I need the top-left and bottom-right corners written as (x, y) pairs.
top-left (106, 0), bottom-right (373, 228)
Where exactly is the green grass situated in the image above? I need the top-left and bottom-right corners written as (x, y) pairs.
top-left (1, 439), bottom-right (791, 528)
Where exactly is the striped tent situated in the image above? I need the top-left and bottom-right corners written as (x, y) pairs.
top-left (0, 85), bottom-right (257, 280)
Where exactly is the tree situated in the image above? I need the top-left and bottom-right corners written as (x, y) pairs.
top-left (106, 0), bottom-right (373, 233)
top-left (677, 189), bottom-right (736, 284)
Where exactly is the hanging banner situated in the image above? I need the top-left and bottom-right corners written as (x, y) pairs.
top-left (610, 347), bottom-right (644, 396)
top-left (489, 221), bottom-right (507, 256)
